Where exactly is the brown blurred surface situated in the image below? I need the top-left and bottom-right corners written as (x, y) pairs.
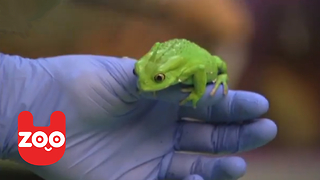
top-left (0, 0), bottom-right (252, 87)
top-left (0, 0), bottom-right (251, 57)
top-left (242, 148), bottom-right (320, 180)
top-left (240, 0), bottom-right (320, 148)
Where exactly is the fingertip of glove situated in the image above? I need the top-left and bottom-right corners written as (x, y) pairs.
top-left (220, 157), bottom-right (246, 179)
top-left (231, 91), bottom-right (270, 118)
top-left (254, 118), bottom-right (278, 143)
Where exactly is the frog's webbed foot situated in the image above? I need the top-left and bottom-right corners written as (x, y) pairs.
top-left (179, 90), bottom-right (202, 108)
top-left (210, 74), bottom-right (229, 96)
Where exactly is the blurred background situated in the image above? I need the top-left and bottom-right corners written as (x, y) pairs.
top-left (0, 0), bottom-right (320, 179)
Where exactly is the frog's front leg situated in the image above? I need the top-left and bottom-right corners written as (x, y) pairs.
top-left (210, 74), bottom-right (229, 96)
top-left (210, 56), bottom-right (229, 96)
top-left (179, 65), bottom-right (207, 108)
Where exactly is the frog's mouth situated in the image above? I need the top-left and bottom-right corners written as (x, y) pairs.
top-left (137, 83), bottom-right (169, 92)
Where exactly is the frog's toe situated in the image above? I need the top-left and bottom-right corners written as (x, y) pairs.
top-left (210, 79), bottom-right (221, 96)
top-left (223, 82), bottom-right (228, 95)
top-left (210, 86), bottom-right (218, 96)
top-left (179, 97), bottom-right (189, 106)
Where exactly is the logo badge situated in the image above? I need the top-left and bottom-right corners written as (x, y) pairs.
top-left (18, 111), bottom-right (66, 166)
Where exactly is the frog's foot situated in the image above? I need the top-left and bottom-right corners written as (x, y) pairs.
top-left (210, 74), bottom-right (229, 96)
top-left (179, 91), bottom-right (202, 108)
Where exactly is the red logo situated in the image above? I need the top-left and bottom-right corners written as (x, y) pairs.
top-left (18, 111), bottom-right (66, 166)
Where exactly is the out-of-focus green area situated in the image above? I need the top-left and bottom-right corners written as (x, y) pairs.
top-left (0, 0), bottom-right (320, 179)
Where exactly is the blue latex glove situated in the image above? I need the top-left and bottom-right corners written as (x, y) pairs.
top-left (0, 53), bottom-right (277, 180)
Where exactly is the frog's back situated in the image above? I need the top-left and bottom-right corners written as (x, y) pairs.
top-left (157, 39), bottom-right (212, 60)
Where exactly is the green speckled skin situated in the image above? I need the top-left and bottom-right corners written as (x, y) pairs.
top-left (134, 38), bottom-right (229, 108)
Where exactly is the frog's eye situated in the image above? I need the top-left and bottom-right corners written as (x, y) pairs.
top-left (154, 73), bottom-right (165, 82)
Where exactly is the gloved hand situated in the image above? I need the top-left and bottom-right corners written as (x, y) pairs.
top-left (0, 53), bottom-right (277, 180)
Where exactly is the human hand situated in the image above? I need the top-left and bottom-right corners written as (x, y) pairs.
top-left (0, 53), bottom-right (277, 180)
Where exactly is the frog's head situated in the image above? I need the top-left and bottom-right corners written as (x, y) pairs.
top-left (134, 42), bottom-right (179, 92)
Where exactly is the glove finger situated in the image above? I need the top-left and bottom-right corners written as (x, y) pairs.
top-left (178, 90), bottom-right (269, 122)
top-left (165, 152), bottom-right (246, 180)
top-left (174, 119), bottom-right (277, 154)
top-left (183, 174), bottom-right (204, 180)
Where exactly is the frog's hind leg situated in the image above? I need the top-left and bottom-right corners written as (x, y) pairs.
top-left (210, 56), bottom-right (229, 96)
top-left (210, 74), bottom-right (229, 96)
